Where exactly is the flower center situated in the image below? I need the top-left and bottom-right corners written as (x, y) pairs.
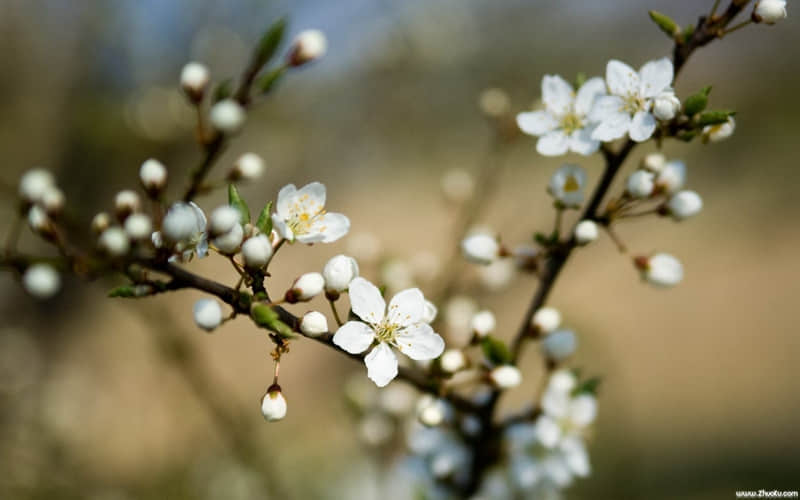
top-left (621, 93), bottom-right (647, 114)
top-left (560, 112), bottom-right (584, 134)
top-left (374, 321), bottom-right (399, 344)
top-left (287, 196), bottom-right (326, 235)
top-left (563, 175), bottom-right (580, 193)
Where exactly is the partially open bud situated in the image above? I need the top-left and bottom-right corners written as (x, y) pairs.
top-left (241, 234), bottom-right (273, 268)
top-left (542, 329), bottom-right (577, 361)
top-left (532, 306), bottom-right (561, 334)
top-left (41, 186), bottom-right (65, 216)
top-left (440, 349), bottom-right (467, 373)
top-left (261, 384), bottom-right (287, 422)
top-left (666, 190), bottom-right (703, 220)
top-left (635, 253), bottom-right (683, 288)
top-left (573, 220), bottom-right (598, 245)
top-left (417, 396), bottom-right (447, 426)
top-left (114, 190), bottom-right (141, 220)
top-left (285, 272), bottom-right (325, 303)
top-left (300, 311), bottom-right (328, 337)
top-left (753, 0), bottom-right (787, 24)
top-left (139, 159), bottom-right (167, 196)
top-left (193, 299), bottom-right (222, 332)
top-left (19, 168), bottom-right (54, 204)
top-left (322, 254), bottom-right (359, 294)
top-left (229, 153), bottom-right (265, 181)
top-left (98, 227), bottom-right (130, 257)
top-left (655, 161), bottom-right (686, 194)
top-left (124, 213), bottom-right (153, 240)
top-left (641, 153), bottom-right (667, 173)
top-left (22, 263), bottom-right (61, 299)
top-left (461, 234), bottom-right (500, 265)
top-left (209, 99), bottom-right (246, 135)
top-left (652, 91), bottom-right (681, 121)
top-left (209, 205), bottom-right (241, 237)
top-left (470, 310), bottom-right (496, 338)
top-left (489, 365), bottom-right (522, 389)
top-left (180, 62), bottom-right (210, 102)
top-left (91, 212), bottom-right (112, 235)
top-left (702, 116), bottom-right (735, 143)
top-left (626, 170), bottom-right (655, 198)
top-left (422, 300), bottom-right (438, 324)
top-left (212, 224), bottom-right (244, 255)
top-left (288, 30), bottom-right (327, 67)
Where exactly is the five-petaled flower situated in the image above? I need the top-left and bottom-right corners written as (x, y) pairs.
top-left (517, 75), bottom-right (607, 156)
top-left (333, 277), bottom-right (445, 387)
top-left (590, 58), bottom-right (675, 142)
top-left (272, 182), bottom-right (350, 244)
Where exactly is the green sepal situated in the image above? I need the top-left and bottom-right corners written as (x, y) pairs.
top-left (254, 17), bottom-right (287, 69)
top-left (573, 376), bottom-right (602, 396)
top-left (228, 184), bottom-right (251, 225)
top-left (683, 86), bottom-right (712, 116)
top-left (697, 110), bottom-right (735, 127)
top-left (648, 10), bottom-right (680, 38)
top-left (481, 335), bottom-right (512, 365)
top-left (256, 201), bottom-right (273, 235)
top-left (251, 303), bottom-right (297, 338)
top-left (213, 79), bottom-right (233, 103)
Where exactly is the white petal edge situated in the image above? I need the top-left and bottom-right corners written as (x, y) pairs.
top-left (568, 128), bottom-right (600, 156)
top-left (396, 323), bottom-right (445, 361)
top-left (365, 343), bottom-right (398, 387)
top-left (638, 57), bottom-right (674, 98)
top-left (318, 212), bottom-right (350, 243)
top-left (574, 77), bottom-right (607, 116)
top-left (606, 59), bottom-right (639, 97)
top-left (536, 130), bottom-right (570, 156)
top-left (332, 321), bottom-right (375, 354)
top-left (275, 184), bottom-right (297, 219)
top-left (541, 75), bottom-right (574, 116)
top-left (629, 110), bottom-right (657, 142)
top-left (387, 288), bottom-right (425, 327)
top-left (348, 277), bottom-right (386, 324)
top-left (516, 111), bottom-right (557, 136)
top-left (295, 182), bottom-right (327, 211)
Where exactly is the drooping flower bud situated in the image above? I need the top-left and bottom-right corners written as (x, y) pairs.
top-left (322, 254), bottom-right (359, 294)
top-left (229, 153), bottom-right (265, 181)
top-left (574, 220), bottom-right (598, 245)
top-left (98, 227), bottom-right (130, 257)
top-left (19, 168), bottom-right (54, 204)
top-left (193, 299), bottom-right (222, 332)
top-left (209, 205), bottom-right (241, 237)
top-left (299, 311), bottom-right (328, 337)
top-left (114, 190), bottom-right (141, 220)
top-left (288, 30), bottom-right (327, 67)
top-left (241, 234), bottom-right (273, 268)
top-left (655, 160), bottom-right (686, 194)
top-left (635, 253), bottom-right (683, 288)
top-left (285, 272), bottom-right (325, 303)
top-left (212, 224), bottom-right (244, 255)
top-left (417, 396), bottom-right (447, 426)
top-left (753, 0), bottom-right (787, 24)
top-left (22, 263), bottom-right (61, 299)
top-left (261, 384), bottom-right (287, 422)
top-left (209, 99), bottom-right (246, 135)
top-left (702, 116), bottom-right (735, 143)
top-left (139, 159), bottom-right (167, 195)
top-left (439, 349), bottom-right (467, 373)
top-left (641, 153), bottom-right (666, 173)
top-left (626, 170), bottom-right (655, 198)
top-left (666, 190), bottom-right (703, 220)
top-left (41, 186), bottom-right (65, 216)
top-left (532, 306), bottom-right (561, 334)
top-left (180, 62), bottom-right (210, 102)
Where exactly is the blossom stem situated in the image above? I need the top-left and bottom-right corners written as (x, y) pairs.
top-left (328, 298), bottom-right (344, 327)
top-left (722, 19), bottom-right (752, 36)
top-left (602, 224), bottom-right (628, 253)
top-left (709, 0), bottom-right (722, 18)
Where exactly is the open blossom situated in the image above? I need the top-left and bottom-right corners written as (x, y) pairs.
top-left (517, 75), bottom-right (607, 156)
top-left (333, 277), bottom-right (445, 387)
top-left (590, 58), bottom-right (675, 142)
top-left (271, 182), bottom-right (350, 244)
top-left (548, 164), bottom-right (587, 208)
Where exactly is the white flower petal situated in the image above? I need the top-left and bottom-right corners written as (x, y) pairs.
top-left (638, 57), bottom-right (674, 98)
top-left (271, 214), bottom-right (294, 241)
top-left (535, 415), bottom-right (562, 448)
top-left (588, 95), bottom-right (624, 123)
top-left (333, 321), bottom-right (375, 354)
top-left (396, 323), bottom-right (445, 361)
top-left (606, 60), bottom-right (639, 97)
top-left (591, 114), bottom-right (631, 141)
top-left (365, 343), bottom-right (398, 387)
top-left (348, 277), bottom-right (386, 324)
top-left (574, 77), bottom-right (607, 116)
top-left (275, 184), bottom-right (297, 219)
top-left (516, 111), bottom-right (557, 136)
top-left (541, 75), bottom-right (574, 116)
top-left (295, 181), bottom-right (326, 210)
top-left (318, 212), bottom-right (350, 243)
top-left (629, 110), bottom-right (657, 142)
top-left (387, 288), bottom-right (425, 327)
top-left (568, 128), bottom-right (599, 156)
top-left (536, 130), bottom-right (570, 156)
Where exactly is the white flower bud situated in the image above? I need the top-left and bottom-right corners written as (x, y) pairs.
top-left (209, 99), bottom-right (245, 134)
top-left (209, 205), bottom-right (241, 236)
top-left (573, 220), bottom-right (598, 245)
top-left (440, 349), bottom-right (467, 373)
top-left (162, 202), bottom-right (206, 243)
top-left (19, 168), bottom-right (54, 203)
top-left (27, 205), bottom-right (51, 233)
top-left (322, 254), bottom-right (359, 292)
top-left (655, 160), bottom-right (686, 194)
top-left (461, 234), bottom-right (500, 265)
top-left (542, 329), bottom-right (577, 361)
top-left (532, 306), bottom-right (561, 333)
top-left (124, 213), bottom-right (153, 240)
top-left (23, 264), bottom-right (61, 299)
top-left (241, 234), bottom-right (273, 268)
top-left (98, 227), bottom-right (130, 256)
top-left (626, 170), bottom-right (655, 198)
top-left (287, 272), bottom-right (325, 302)
top-left (193, 299), bottom-right (222, 332)
top-left (114, 190), bottom-right (141, 217)
top-left (642, 153), bottom-right (667, 173)
top-left (703, 116), bottom-right (735, 142)
top-left (667, 190), bottom-right (703, 220)
top-left (470, 310), bottom-right (496, 338)
top-left (91, 212), bottom-right (112, 235)
top-left (652, 91), bottom-right (681, 121)
top-left (300, 311), bottom-right (328, 337)
top-left (422, 300), bottom-right (438, 324)
top-left (139, 159), bottom-right (167, 193)
top-left (212, 223), bottom-right (244, 254)
top-left (417, 396), bottom-right (447, 427)
top-left (479, 87), bottom-right (511, 118)
top-left (441, 168), bottom-right (475, 203)
top-left (489, 365), bottom-right (522, 389)
top-left (180, 62), bottom-right (210, 99)
top-left (41, 186), bottom-right (65, 215)
top-left (569, 394), bottom-right (598, 427)
top-left (289, 30), bottom-right (327, 66)
top-left (261, 385), bottom-right (287, 422)
top-left (754, 0), bottom-right (787, 24)
top-left (636, 253), bottom-right (683, 288)
top-left (231, 153), bottom-right (265, 181)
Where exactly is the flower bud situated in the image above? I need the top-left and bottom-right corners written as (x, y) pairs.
top-left (23, 263), bottom-right (61, 299)
top-left (212, 224), bottom-right (244, 255)
top-left (27, 205), bottom-right (52, 235)
top-left (753, 0), bottom-right (787, 24)
top-left (193, 299), bottom-right (222, 332)
top-left (655, 160), bottom-right (686, 194)
top-left (702, 116), bottom-right (735, 142)
top-left (209, 99), bottom-right (245, 135)
top-left (652, 91), bottom-right (681, 121)
top-left (139, 159), bottom-right (167, 195)
top-left (641, 153), bottom-right (666, 173)
top-left (288, 30), bottom-right (327, 67)
top-left (417, 396), bottom-right (447, 426)
top-left (41, 186), bottom-right (65, 216)
top-left (322, 254), bottom-right (359, 293)
top-left (542, 329), bottom-right (577, 361)
top-left (180, 62), bottom-right (210, 101)
top-left (261, 384), bottom-right (287, 422)
top-left (441, 168), bottom-right (475, 203)
top-left (626, 170), bottom-right (655, 198)
top-left (666, 190), bottom-right (703, 220)
top-left (114, 190), bottom-right (141, 220)
top-left (98, 227), bottom-right (130, 257)
top-left (91, 212), bottom-right (112, 235)
top-left (532, 306), bottom-right (561, 334)
top-left (229, 153), bottom-right (265, 181)
top-left (635, 253), bottom-right (683, 288)
top-left (124, 213), bottom-right (153, 240)
top-left (489, 365), bottom-right (522, 389)
top-left (461, 234), bottom-right (500, 265)
top-left (241, 234), bottom-right (273, 268)
top-left (422, 300), bottom-right (438, 324)
top-left (19, 168), bottom-right (54, 203)
top-left (162, 202), bottom-right (205, 243)
top-left (573, 220), bottom-right (598, 245)
top-left (440, 349), bottom-right (467, 373)
top-left (300, 311), bottom-right (328, 337)
top-left (209, 205), bottom-right (241, 236)
top-left (286, 272), bottom-right (325, 303)
top-left (470, 310), bottom-right (496, 338)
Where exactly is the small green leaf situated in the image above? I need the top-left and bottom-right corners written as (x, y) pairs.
top-left (257, 66), bottom-right (287, 94)
top-left (255, 17), bottom-right (287, 69)
top-left (683, 24), bottom-right (695, 44)
top-left (683, 86), bottom-right (712, 116)
top-left (481, 336), bottom-right (512, 365)
top-left (648, 10), bottom-right (680, 38)
top-left (697, 110), bottom-right (735, 127)
top-left (213, 79), bottom-right (233, 103)
top-left (677, 130), bottom-right (697, 142)
top-left (573, 376), bottom-right (602, 396)
top-left (228, 184), bottom-right (251, 225)
top-left (256, 201), bottom-right (273, 235)
top-left (108, 285), bottom-right (136, 298)
top-left (251, 303), bottom-right (297, 338)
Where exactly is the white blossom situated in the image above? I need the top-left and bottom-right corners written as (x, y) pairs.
top-left (19, 168), bottom-right (55, 203)
top-left (27, 205), bottom-right (50, 234)
top-left (261, 386), bottom-right (287, 421)
top-left (232, 153), bottom-right (265, 181)
top-left (289, 30), bottom-right (327, 66)
top-left (667, 190), bottom-right (703, 220)
top-left (574, 220), bottom-right (598, 245)
top-left (98, 227), bottom-right (130, 256)
top-left (333, 277), bottom-right (445, 387)
top-left (652, 91), bottom-right (681, 121)
top-left (470, 310), bottom-right (496, 338)
top-left (124, 213), bottom-right (152, 240)
top-left (272, 182), bottom-right (350, 244)
top-left (157, 201), bottom-right (208, 260)
top-left (542, 329), bottom-right (578, 361)
top-left (655, 160), bottom-right (686, 194)
top-left (548, 164), bottom-right (587, 208)
top-left (490, 365), bottom-right (522, 389)
top-left (642, 152), bottom-right (667, 173)
top-left (300, 311), bottom-right (329, 337)
top-left (532, 307), bottom-right (561, 334)
top-left (440, 349), bottom-right (467, 373)
top-left (114, 190), bottom-right (141, 216)
top-left (180, 62), bottom-right (210, 98)
top-left (703, 116), bottom-right (736, 142)
top-left (209, 205), bottom-right (241, 236)
top-left (754, 0), bottom-right (787, 24)
top-left (422, 300), bottom-right (438, 324)
top-left (193, 299), bottom-right (222, 332)
top-left (323, 254), bottom-right (359, 292)
top-left (241, 234), bottom-right (272, 268)
top-left (212, 224), bottom-right (244, 254)
top-left (638, 253), bottom-right (683, 288)
top-left (22, 264), bottom-right (61, 299)
top-left (139, 159), bottom-right (167, 193)
top-left (288, 272), bottom-right (325, 302)
top-left (590, 58), bottom-right (675, 142)
top-left (461, 233), bottom-right (500, 265)
top-left (626, 170), bottom-right (656, 198)
top-left (517, 75), bottom-right (607, 156)
top-left (209, 99), bottom-right (246, 134)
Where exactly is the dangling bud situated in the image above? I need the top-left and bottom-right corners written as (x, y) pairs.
top-left (322, 254), bottom-right (359, 295)
top-left (655, 161), bottom-right (686, 194)
top-left (635, 253), bottom-right (683, 288)
top-left (114, 190), bottom-right (141, 220)
top-left (641, 153), bottom-right (666, 173)
top-left (91, 212), bottom-right (112, 235)
top-left (139, 159), bottom-right (167, 196)
top-left (124, 213), bottom-right (153, 241)
top-left (229, 153), bottom-right (265, 181)
top-left (261, 384), bottom-right (287, 422)
top-left (209, 99), bottom-right (246, 135)
top-left (532, 306), bottom-right (561, 334)
top-left (19, 168), bottom-right (55, 204)
top-left (489, 365), bottom-right (522, 389)
top-left (209, 205), bottom-right (241, 237)
top-left (180, 62), bottom-right (210, 102)
top-left (41, 186), bottom-right (65, 216)
top-left (573, 220), bottom-right (598, 245)
top-left (241, 234), bottom-right (273, 268)
top-left (288, 30), bottom-right (327, 67)
top-left (753, 0), bottom-right (787, 24)
top-left (27, 205), bottom-right (54, 237)
top-left (193, 299), bottom-right (223, 332)
top-left (461, 234), bottom-right (501, 265)
top-left (285, 272), bottom-right (325, 303)
top-left (626, 170), bottom-right (655, 198)
top-left (212, 224), bottom-right (244, 255)
top-left (98, 227), bottom-right (130, 257)
top-left (666, 190), bottom-right (703, 220)
top-left (22, 263), bottom-right (61, 299)
top-left (299, 311), bottom-right (328, 337)
top-left (702, 116), bottom-right (735, 143)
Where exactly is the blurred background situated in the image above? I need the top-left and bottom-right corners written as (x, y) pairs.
top-left (1, 0), bottom-right (798, 499)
